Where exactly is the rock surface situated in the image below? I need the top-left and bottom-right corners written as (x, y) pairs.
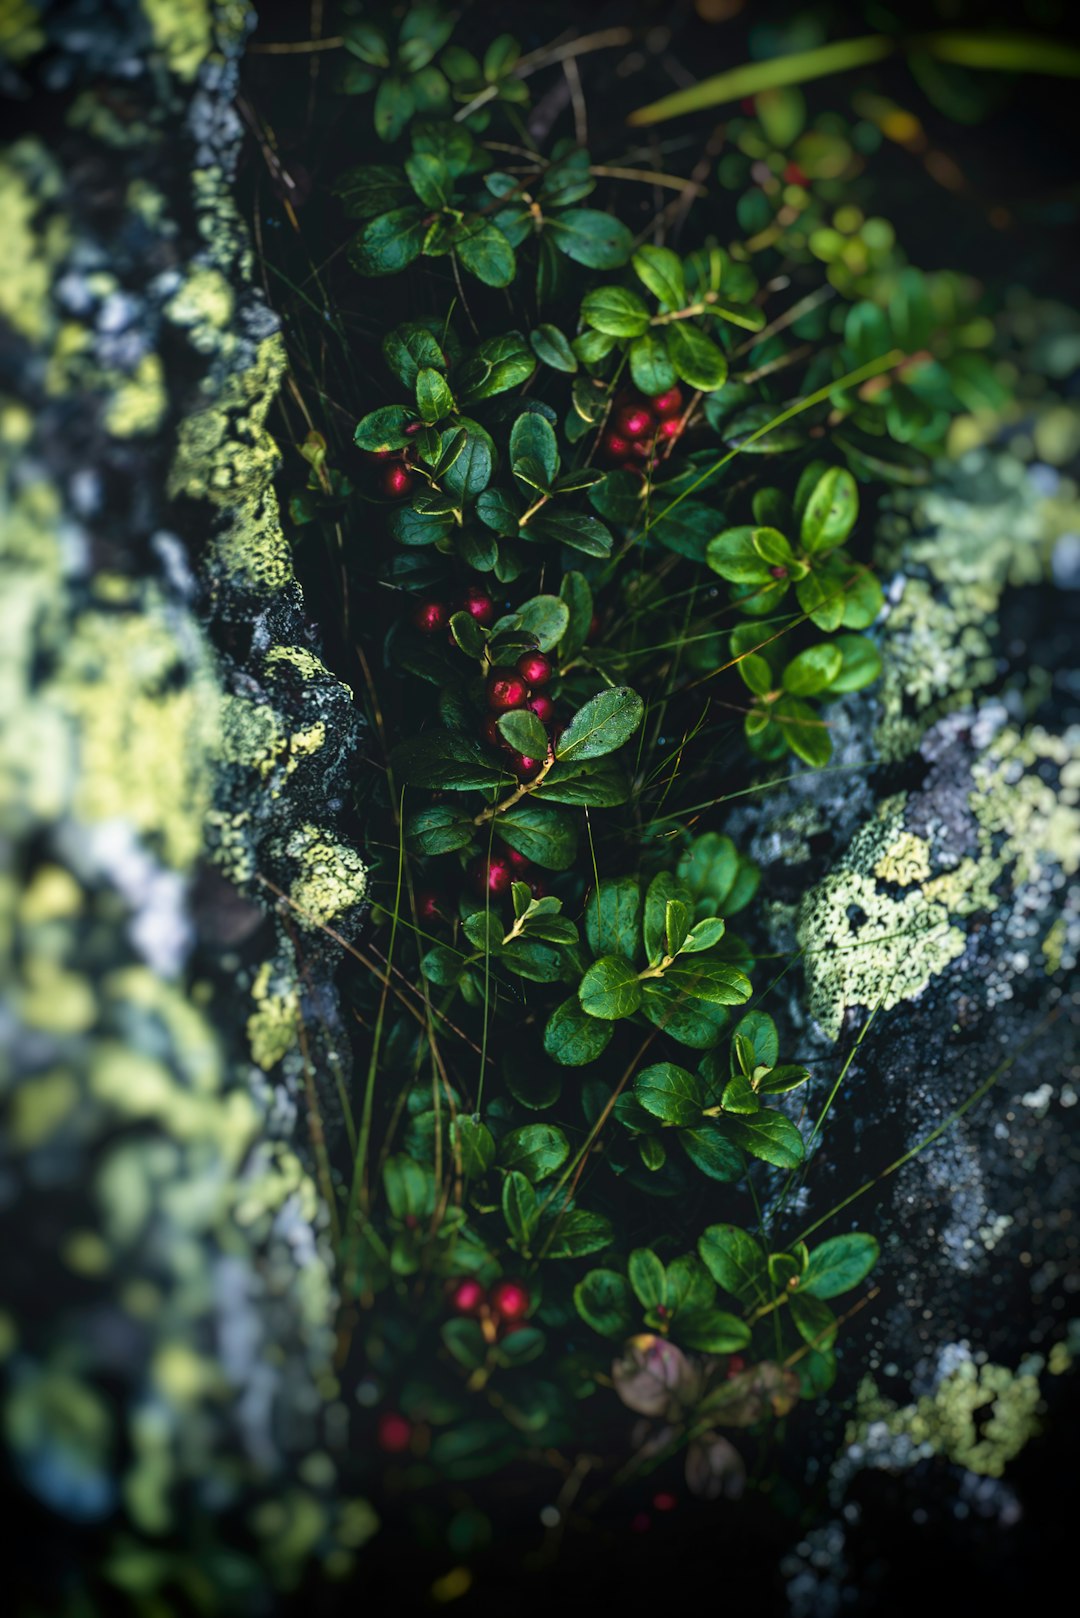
top-left (1, 3), bottom-right (371, 1607)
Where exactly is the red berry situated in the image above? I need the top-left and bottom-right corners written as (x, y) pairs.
top-left (619, 460), bottom-right (645, 476)
top-left (383, 463), bottom-right (413, 498)
top-left (461, 586), bottom-right (495, 626)
top-left (451, 1278), bottom-right (486, 1315)
top-left (602, 432), bottom-right (630, 462)
top-left (651, 386), bottom-right (684, 419)
top-left (486, 669), bottom-right (529, 711)
top-left (415, 890), bottom-right (440, 923)
top-left (658, 417), bottom-right (683, 441)
top-left (784, 162), bottom-right (807, 187)
top-left (490, 1279), bottom-right (530, 1321)
top-left (631, 1512), bottom-right (651, 1534)
top-left (726, 1355), bottom-right (747, 1379)
top-left (377, 1412), bottom-right (412, 1453)
top-left (404, 420), bottom-right (424, 436)
top-left (516, 652), bottom-right (553, 688)
top-left (769, 565), bottom-right (788, 579)
top-left (628, 438), bottom-right (651, 460)
top-left (740, 97), bottom-right (756, 115)
top-left (471, 855), bottom-right (513, 898)
top-left (526, 692), bottom-right (555, 726)
top-left (482, 714), bottom-right (506, 749)
top-left (588, 615), bottom-right (600, 639)
top-left (653, 1492), bottom-right (677, 1512)
top-left (504, 847), bottom-right (531, 871)
top-left (618, 404), bottom-right (654, 439)
top-left (512, 753), bottom-right (542, 779)
top-left (412, 599), bottom-right (447, 635)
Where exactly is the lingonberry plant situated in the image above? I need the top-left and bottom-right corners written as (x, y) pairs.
top-left (263, 0), bottom-right (993, 1561)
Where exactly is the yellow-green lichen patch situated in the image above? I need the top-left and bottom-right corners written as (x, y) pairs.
top-left (142, 0), bottom-right (212, 82)
top-left (846, 1357), bottom-right (1044, 1478)
top-left (0, 142), bottom-right (66, 345)
top-left (798, 722), bottom-right (1079, 1038)
top-left (52, 602), bottom-right (220, 869)
top-left (798, 797), bottom-right (967, 1039)
top-left (247, 960), bottom-right (300, 1071)
top-left (104, 352), bottom-right (167, 438)
top-left (169, 334), bottom-right (287, 506)
top-left (283, 825), bottom-right (367, 932)
top-left (0, 0), bottom-right (45, 62)
top-left (219, 694), bottom-right (327, 797)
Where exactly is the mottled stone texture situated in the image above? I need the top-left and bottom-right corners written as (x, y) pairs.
top-left (1, 3), bottom-right (371, 1609)
top-left (725, 444), bottom-right (1080, 1609)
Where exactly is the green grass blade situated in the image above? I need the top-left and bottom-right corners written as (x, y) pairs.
top-left (627, 35), bottom-right (896, 125)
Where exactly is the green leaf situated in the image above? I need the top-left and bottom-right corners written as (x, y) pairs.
top-left (631, 244), bottom-right (686, 308)
top-left (556, 688), bottom-right (644, 762)
top-left (640, 982), bottom-right (729, 1049)
top-left (350, 206), bottom-right (428, 275)
top-left (421, 945), bottom-right (465, 987)
top-left (795, 569), bottom-right (845, 633)
top-left (731, 1011), bottom-right (778, 1072)
top-left (789, 1292), bottom-right (838, 1350)
top-left (458, 331), bottom-right (537, 402)
top-left (665, 898), bottom-right (692, 957)
top-left (629, 330), bottom-right (678, 394)
top-left (483, 33), bottom-right (521, 81)
top-left (572, 328), bottom-right (617, 364)
top-left (452, 1116), bottom-right (496, 1178)
top-left (549, 210), bottom-right (633, 269)
top-left (542, 1207), bottom-right (613, 1259)
top-left (681, 917), bottom-right (727, 953)
top-left (441, 1317), bottom-right (486, 1371)
top-left (585, 876), bottom-right (641, 963)
top-left (383, 323), bottom-right (446, 388)
top-left (405, 151), bottom-right (453, 208)
top-left (627, 1247), bottom-right (666, 1309)
top-left (663, 1254), bottom-right (716, 1314)
top-left (407, 804), bottom-right (474, 855)
top-left (800, 466), bottom-right (859, 552)
top-left (439, 423), bottom-right (493, 499)
top-left (830, 633), bottom-right (882, 693)
top-left (751, 527), bottom-right (796, 568)
top-left (531, 323), bottom-right (578, 373)
top-left (579, 956), bottom-right (643, 1020)
top-left (698, 1225), bottom-right (769, 1306)
top-left (713, 1111), bottom-right (805, 1169)
top-left (502, 1171), bottom-right (540, 1250)
top-left (738, 654), bottom-right (773, 697)
top-left (679, 1125), bottom-right (743, 1182)
top-left (844, 300), bottom-right (894, 368)
top-left (532, 759), bottom-right (629, 807)
top-left (510, 413), bottom-right (559, 489)
top-left (774, 695), bottom-right (832, 767)
top-left (415, 366), bottom-right (455, 423)
top-left (665, 322), bottom-right (729, 391)
top-left (354, 405), bottom-right (417, 452)
top-left (498, 801), bottom-right (578, 871)
top-left (574, 1270), bottom-right (636, 1338)
top-left (706, 527), bottom-right (773, 585)
top-left (391, 732), bottom-right (511, 791)
top-left (580, 285), bottom-right (650, 338)
top-left (374, 74), bottom-right (416, 142)
top-left (384, 1154), bottom-right (435, 1220)
top-left (782, 644), bottom-right (843, 697)
top-left (344, 21), bottom-right (390, 68)
top-left (529, 509), bottom-right (613, 557)
top-left (634, 1063), bottom-right (704, 1127)
top-left (475, 487), bottom-right (520, 535)
top-left (675, 1308), bottom-right (751, 1354)
top-left (839, 562), bottom-right (884, 630)
top-left (661, 959), bottom-right (752, 1006)
top-left (335, 164), bottom-right (411, 220)
top-left (449, 607), bottom-right (486, 660)
top-left (412, 118), bottom-right (476, 177)
top-left (797, 1348), bottom-right (837, 1399)
top-left (497, 708), bottom-right (548, 759)
top-left (798, 1233), bottom-right (879, 1299)
top-left (513, 596), bottom-right (567, 655)
top-left (500, 1124), bottom-right (569, 1183)
top-left (721, 1073), bottom-right (760, 1114)
top-left (643, 871), bottom-right (691, 966)
top-left (544, 995), bottom-right (614, 1066)
top-left (455, 217), bottom-right (516, 287)
top-left (757, 1064), bottom-right (810, 1095)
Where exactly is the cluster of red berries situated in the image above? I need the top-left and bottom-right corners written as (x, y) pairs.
top-left (364, 430), bottom-right (425, 500)
top-left (599, 386), bottom-right (686, 474)
top-left (450, 1276), bottom-right (530, 1337)
top-left (411, 583), bottom-right (495, 639)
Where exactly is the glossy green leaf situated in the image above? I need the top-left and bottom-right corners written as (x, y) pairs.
top-left (634, 1063), bottom-right (705, 1127)
top-left (543, 995), bottom-right (615, 1067)
top-left (585, 876), bottom-right (642, 963)
top-left (579, 956), bottom-right (643, 1020)
top-left (631, 244), bottom-right (686, 308)
top-left (574, 1270), bottom-right (636, 1338)
top-left (557, 688), bottom-right (644, 762)
top-left (580, 285), bottom-right (650, 338)
top-left (798, 1233), bottom-right (880, 1299)
top-left (531, 323), bottom-right (578, 372)
top-left (665, 321), bottom-right (729, 391)
top-left (698, 1224), bottom-right (769, 1306)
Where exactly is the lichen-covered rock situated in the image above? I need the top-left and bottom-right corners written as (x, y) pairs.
top-left (1, 3), bottom-right (372, 1607)
top-left (725, 434), bottom-right (1079, 1605)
